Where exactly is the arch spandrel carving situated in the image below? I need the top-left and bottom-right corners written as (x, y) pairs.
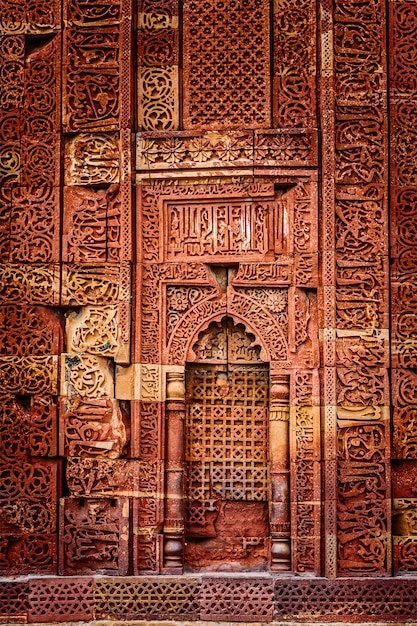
top-left (191, 318), bottom-right (264, 364)
top-left (166, 287), bottom-right (289, 366)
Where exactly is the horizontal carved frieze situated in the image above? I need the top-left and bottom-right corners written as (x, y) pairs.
top-left (137, 130), bottom-right (318, 171)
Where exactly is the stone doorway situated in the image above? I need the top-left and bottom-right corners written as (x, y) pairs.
top-left (184, 318), bottom-right (270, 572)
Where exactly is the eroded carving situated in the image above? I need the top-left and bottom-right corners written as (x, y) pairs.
top-left (59, 497), bottom-right (129, 575)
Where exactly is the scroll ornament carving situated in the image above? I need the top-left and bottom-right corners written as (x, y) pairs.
top-left (0, 461), bottom-right (58, 534)
top-left (61, 397), bottom-right (127, 459)
top-left (64, 185), bottom-right (121, 263)
top-left (394, 536), bottom-right (417, 572)
top-left (0, 1), bottom-right (60, 34)
top-left (24, 37), bottom-right (60, 135)
top-left (1, 37), bottom-right (61, 264)
top-left (337, 366), bottom-right (386, 407)
top-left (0, 305), bottom-right (62, 356)
top-left (62, 265), bottom-right (121, 305)
top-left (336, 329), bottom-right (386, 369)
top-left (273, 0), bottom-right (316, 128)
top-left (139, 66), bottom-right (178, 131)
top-left (65, 0), bottom-right (121, 25)
top-left (0, 355), bottom-right (58, 395)
top-left (228, 291), bottom-right (288, 363)
top-left (167, 286), bottom-right (216, 342)
top-left (0, 35), bottom-right (24, 110)
top-left (134, 531), bottom-right (160, 573)
top-left (136, 402), bottom-right (161, 459)
top-left (65, 133), bottom-right (120, 186)
top-left (393, 369), bottom-right (417, 459)
top-left (0, 534), bottom-right (56, 575)
top-left (393, 281), bottom-right (417, 369)
top-left (63, 354), bottom-right (114, 400)
top-left (333, 20), bottom-right (388, 580)
top-left (0, 396), bottom-right (57, 459)
top-left (337, 423), bottom-right (388, 574)
top-left (67, 306), bottom-right (120, 358)
top-left (138, 0), bottom-right (178, 130)
top-left (65, 458), bottom-right (161, 497)
top-left (0, 264), bottom-right (59, 305)
top-left (64, 29), bottom-right (120, 132)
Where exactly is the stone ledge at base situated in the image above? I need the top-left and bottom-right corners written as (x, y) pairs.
top-left (0, 576), bottom-right (416, 624)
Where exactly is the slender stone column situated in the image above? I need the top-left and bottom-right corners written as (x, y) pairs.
top-left (163, 370), bottom-right (185, 572)
top-left (269, 373), bottom-right (291, 570)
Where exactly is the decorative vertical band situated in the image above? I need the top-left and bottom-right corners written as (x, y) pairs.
top-left (138, 0), bottom-right (179, 130)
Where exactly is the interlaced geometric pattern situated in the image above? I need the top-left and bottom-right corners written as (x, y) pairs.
top-left (186, 366), bottom-right (269, 501)
top-left (28, 578), bottom-right (94, 622)
top-left (202, 577), bottom-right (273, 621)
top-left (0, 581), bottom-right (29, 620)
top-left (183, 0), bottom-right (271, 130)
top-left (273, 578), bottom-right (417, 621)
top-left (95, 577), bottom-right (200, 620)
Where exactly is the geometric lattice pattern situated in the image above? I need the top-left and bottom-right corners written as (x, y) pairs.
top-left (273, 578), bottom-right (417, 622)
top-left (95, 577), bottom-right (200, 620)
top-left (0, 581), bottom-right (28, 621)
top-left (28, 578), bottom-right (94, 622)
top-left (201, 577), bottom-right (274, 621)
top-left (1, 576), bottom-right (416, 622)
top-left (186, 366), bottom-right (269, 501)
top-left (183, 0), bottom-right (271, 130)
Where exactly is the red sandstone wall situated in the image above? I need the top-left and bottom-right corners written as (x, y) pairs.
top-left (0, 0), bottom-right (416, 621)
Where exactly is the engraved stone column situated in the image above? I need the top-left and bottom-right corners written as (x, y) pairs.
top-left (269, 373), bottom-right (291, 570)
top-left (163, 371), bottom-right (185, 572)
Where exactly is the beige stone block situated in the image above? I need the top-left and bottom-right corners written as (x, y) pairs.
top-left (64, 133), bottom-right (120, 186)
top-left (61, 353), bottom-right (114, 400)
top-left (115, 363), bottom-right (141, 400)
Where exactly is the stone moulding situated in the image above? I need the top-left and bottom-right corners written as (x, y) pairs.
top-left (1, 575), bottom-right (416, 623)
top-left (136, 129), bottom-right (318, 172)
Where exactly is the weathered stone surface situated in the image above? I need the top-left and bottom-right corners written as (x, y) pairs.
top-left (0, 0), bottom-right (416, 619)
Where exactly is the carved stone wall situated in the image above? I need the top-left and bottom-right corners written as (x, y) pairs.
top-left (0, 0), bottom-right (416, 622)
top-left (389, 0), bottom-right (417, 574)
top-left (319, 0), bottom-right (400, 578)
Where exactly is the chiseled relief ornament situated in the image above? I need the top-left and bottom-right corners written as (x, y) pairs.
top-left (0, 0), bottom-right (415, 607)
top-left (138, 0), bottom-right (179, 130)
top-left (67, 307), bottom-right (120, 358)
top-left (183, 0), bottom-right (270, 129)
top-left (388, 3), bottom-right (417, 579)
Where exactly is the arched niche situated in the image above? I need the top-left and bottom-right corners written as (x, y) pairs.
top-left (183, 317), bottom-right (270, 572)
top-left (164, 316), bottom-right (291, 574)
top-left (188, 316), bottom-right (266, 364)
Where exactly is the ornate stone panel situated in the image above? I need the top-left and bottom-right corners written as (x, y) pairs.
top-left (0, 0), bottom-right (416, 616)
top-left (137, 0), bottom-right (179, 130)
top-left (389, 0), bottom-right (417, 576)
top-left (182, 0), bottom-right (270, 130)
top-left (134, 167), bottom-right (319, 574)
top-left (389, 4), bottom-right (417, 575)
top-left (273, 0), bottom-right (317, 128)
top-left (319, 0), bottom-right (391, 576)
